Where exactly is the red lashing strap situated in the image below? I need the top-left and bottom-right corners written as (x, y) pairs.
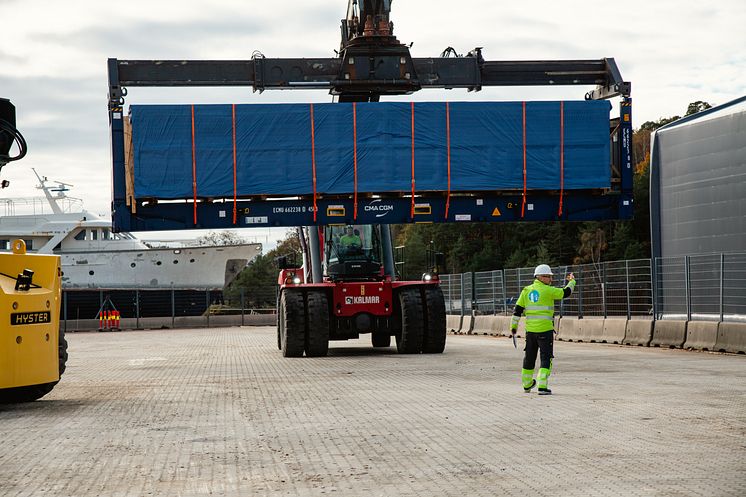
top-left (232, 104), bottom-right (237, 225)
top-left (521, 101), bottom-right (527, 219)
top-left (310, 104), bottom-right (318, 222)
top-left (353, 102), bottom-right (358, 220)
top-left (410, 102), bottom-right (415, 218)
top-left (558, 101), bottom-right (565, 217)
top-left (445, 102), bottom-right (451, 220)
top-left (191, 105), bottom-right (198, 225)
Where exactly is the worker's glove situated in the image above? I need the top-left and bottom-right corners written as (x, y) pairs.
top-left (566, 272), bottom-right (575, 282)
top-left (510, 328), bottom-right (517, 335)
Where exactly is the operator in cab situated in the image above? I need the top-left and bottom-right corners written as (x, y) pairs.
top-left (339, 226), bottom-right (362, 252)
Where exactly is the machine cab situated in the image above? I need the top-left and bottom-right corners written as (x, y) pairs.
top-left (323, 225), bottom-right (383, 281)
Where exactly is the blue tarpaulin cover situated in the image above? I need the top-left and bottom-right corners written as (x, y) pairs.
top-left (130, 101), bottom-right (611, 199)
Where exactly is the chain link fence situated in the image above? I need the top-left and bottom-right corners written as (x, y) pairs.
top-left (442, 253), bottom-right (746, 323)
top-left (58, 253), bottom-right (746, 329)
top-left (60, 288), bottom-right (275, 330)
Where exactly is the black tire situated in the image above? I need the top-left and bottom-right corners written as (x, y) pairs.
top-left (422, 286), bottom-right (447, 353)
top-left (305, 290), bottom-right (330, 357)
top-left (395, 288), bottom-right (424, 354)
top-left (372, 331), bottom-right (391, 348)
top-left (0, 329), bottom-right (68, 404)
top-left (276, 286), bottom-right (282, 350)
top-left (279, 290), bottom-right (306, 357)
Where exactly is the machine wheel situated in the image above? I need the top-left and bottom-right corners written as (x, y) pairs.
top-left (279, 290), bottom-right (306, 357)
top-left (305, 290), bottom-right (330, 357)
top-left (422, 286), bottom-right (447, 353)
top-left (0, 329), bottom-right (68, 404)
top-left (276, 287), bottom-right (282, 350)
top-left (395, 288), bottom-right (424, 354)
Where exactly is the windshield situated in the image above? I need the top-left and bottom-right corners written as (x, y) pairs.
top-left (324, 225), bottom-right (382, 266)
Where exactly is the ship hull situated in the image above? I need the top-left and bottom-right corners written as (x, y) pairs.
top-left (59, 244), bottom-right (260, 289)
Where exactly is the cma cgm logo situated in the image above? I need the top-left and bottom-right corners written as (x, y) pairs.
top-left (364, 199), bottom-right (394, 218)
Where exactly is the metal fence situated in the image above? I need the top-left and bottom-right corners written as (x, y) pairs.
top-left (60, 288), bottom-right (274, 329)
top-left (57, 252), bottom-right (746, 328)
top-left (442, 253), bottom-right (746, 323)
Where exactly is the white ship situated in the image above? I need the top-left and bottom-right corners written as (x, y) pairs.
top-left (0, 171), bottom-right (261, 289)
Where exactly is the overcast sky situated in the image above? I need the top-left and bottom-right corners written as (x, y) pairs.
top-left (2, 0), bottom-right (744, 246)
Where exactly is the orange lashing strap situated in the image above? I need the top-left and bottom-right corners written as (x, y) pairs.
top-left (521, 101), bottom-right (527, 219)
top-left (232, 104), bottom-right (238, 225)
top-left (310, 104), bottom-right (318, 222)
top-left (353, 102), bottom-right (358, 220)
top-left (558, 101), bottom-right (565, 217)
top-left (410, 102), bottom-right (416, 218)
top-left (445, 102), bottom-right (452, 220)
top-left (191, 105), bottom-right (198, 225)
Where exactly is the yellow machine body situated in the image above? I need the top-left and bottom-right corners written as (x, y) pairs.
top-left (0, 240), bottom-right (62, 390)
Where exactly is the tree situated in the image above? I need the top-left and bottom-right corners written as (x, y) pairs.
top-left (224, 230), bottom-right (300, 308)
top-left (196, 230), bottom-right (246, 246)
top-left (685, 101), bottom-right (712, 116)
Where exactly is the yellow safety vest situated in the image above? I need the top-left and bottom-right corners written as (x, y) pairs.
top-left (515, 279), bottom-right (572, 333)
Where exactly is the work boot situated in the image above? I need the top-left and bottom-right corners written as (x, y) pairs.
top-left (538, 388), bottom-right (552, 395)
top-left (523, 379), bottom-right (536, 393)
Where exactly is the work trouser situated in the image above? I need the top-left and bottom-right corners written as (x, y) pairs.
top-left (521, 330), bottom-right (554, 389)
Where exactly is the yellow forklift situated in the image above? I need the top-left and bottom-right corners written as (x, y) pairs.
top-left (1, 97), bottom-right (68, 403)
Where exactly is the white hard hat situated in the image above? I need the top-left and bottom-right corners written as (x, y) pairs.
top-left (534, 264), bottom-right (553, 276)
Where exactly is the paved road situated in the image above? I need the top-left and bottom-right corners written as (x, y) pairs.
top-left (1, 328), bottom-right (745, 496)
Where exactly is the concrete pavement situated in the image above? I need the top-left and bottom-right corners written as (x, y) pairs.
top-left (1, 327), bottom-right (744, 496)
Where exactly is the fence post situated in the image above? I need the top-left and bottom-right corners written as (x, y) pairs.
top-left (135, 289), bottom-right (140, 330)
top-left (448, 275), bottom-right (453, 313)
top-left (241, 288), bottom-right (246, 326)
top-left (578, 268), bottom-right (584, 318)
top-left (491, 271), bottom-right (496, 315)
top-left (650, 257), bottom-right (660, 321)
top-left (560, 266), bottom-right (567, 317)
top-left (719, 253), bottom-right (724, 322)
top-left (501, 270), bottom-right (507, 315)
top-left (602, 263), bottom-right (607, 318)
top-left (684, 256), bottom-right (691, 321)
top-left (459, 273), bottom-right (465, 320)
top-left (171, 286), bottom-right (175, 329)
top-left (471, 271), bottom-right (476, 316)
top-left (625, 260), bottom-right (631, 320)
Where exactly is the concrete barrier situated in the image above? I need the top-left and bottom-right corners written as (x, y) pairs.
top-left (471, 316), bottom-right (494, 335)
top-left (62, 314), bottom-right (276, 332)
top-left (463, 314), bottom-right (475, 334)
top-left (715, 322), bottom-right (746, 354)
top-left (651, 320), bottom-right (687, 348)
top-left (580, 317), bottom-right (605, 343)
top-left (497, 316), bottom-right (515, 337)
top-left (623, 319), bottom-right (653, 346)
top-left (598, 319), bottom-right (627, 344)
top-left (684, 321), bottom-right (719, 351)
top-left (446, 314), bottom-right (463, 333)
top-left (557, 317), bottom-right (581, 342)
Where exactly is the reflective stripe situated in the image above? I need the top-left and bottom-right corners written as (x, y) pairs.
top-left (511, 316), bottom-right (520, 325)
top-left (526, 315), bottom-right (554, 320)
top-left (526, 305), bottom-right (553, 311)
top-left (538, 367), bottom-right (550, 388)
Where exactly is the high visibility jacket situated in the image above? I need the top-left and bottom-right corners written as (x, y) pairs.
top-left (514, 279), bottom-right (575, 333)
top-left (339, 234), bottom-right (361, 247)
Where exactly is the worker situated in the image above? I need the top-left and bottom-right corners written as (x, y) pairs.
top-left (339, 226), bottom-right (362, 251)
top-left (510, 264), bottom-right (576, 395)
